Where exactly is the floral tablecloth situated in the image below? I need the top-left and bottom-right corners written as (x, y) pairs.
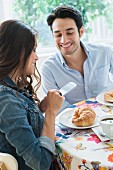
top-left (55, 98), bottom-right (113, 170)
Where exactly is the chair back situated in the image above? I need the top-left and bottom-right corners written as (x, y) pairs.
top-left (0, 153), bottom-right (18, 170)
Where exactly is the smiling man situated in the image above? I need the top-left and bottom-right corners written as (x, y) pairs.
top-left (40, 5), bottom-right (113, 111)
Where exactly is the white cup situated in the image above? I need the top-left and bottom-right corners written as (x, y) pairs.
top-left (98, 115), bottom-right (113, 138)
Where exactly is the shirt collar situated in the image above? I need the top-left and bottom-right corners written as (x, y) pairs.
top-left (80, 41), bottom-right (90, 56)
top-left (57, 41), bottom-right (90, 66)
top-left (57, 50), bottom-right (66, 65)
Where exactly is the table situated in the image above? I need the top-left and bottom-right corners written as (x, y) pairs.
top-left (55, 98), bottom-right (113, 170)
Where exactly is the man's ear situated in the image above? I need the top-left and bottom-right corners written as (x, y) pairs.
top-left (79, 26), bottom-right (84, 37)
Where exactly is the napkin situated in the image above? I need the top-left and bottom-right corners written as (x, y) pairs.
top-left (92, 126), bottom-right (112, 141)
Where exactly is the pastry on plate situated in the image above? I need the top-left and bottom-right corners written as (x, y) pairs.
top-left (72, 106), bottom-right (96, 127)
top-left (104, 90), bottom-right (113, 102)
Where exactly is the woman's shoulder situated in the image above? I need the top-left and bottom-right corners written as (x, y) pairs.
top-left (0, 84), bottom-right (28, 106)
top-left (0, 84), bottom-right (17, 98)
top-left (0, 84), bottom-right (37, 110)
top-left (0, 84), bottom-right (22, 101)
top-left (0, 85), bottom-right (30, 117)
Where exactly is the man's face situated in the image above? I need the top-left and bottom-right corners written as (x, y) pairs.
top-left (52, 18), bottom-right (84, 56)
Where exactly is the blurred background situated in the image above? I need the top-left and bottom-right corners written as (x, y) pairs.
top-left (1, 0), bottom-right (113, 47)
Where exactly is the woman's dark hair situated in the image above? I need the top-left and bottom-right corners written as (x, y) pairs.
top-left (47, 5), bottom-right (83, 33)
top-left (0, 20), bottom-right (41, 103)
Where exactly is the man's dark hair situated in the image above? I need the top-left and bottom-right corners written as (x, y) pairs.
top-left (47, 5), bottom-right (83, 32)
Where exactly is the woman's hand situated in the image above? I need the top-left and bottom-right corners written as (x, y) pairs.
top-left (45, 90), bottom-right (64, 116)
top-left (41, 90), bottom-right (64, 140)
top-left (39, 90), bottom-right (64, 114)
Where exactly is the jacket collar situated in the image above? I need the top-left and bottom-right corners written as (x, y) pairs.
top-left (3, 76), bottom-right (17, 87)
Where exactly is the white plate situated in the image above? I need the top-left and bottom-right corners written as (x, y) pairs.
top-left (59, 108), bottom-right (99, 129)
top-left (96, 92), bottom-right (113, 107)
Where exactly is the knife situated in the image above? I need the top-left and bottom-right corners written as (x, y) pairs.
top-left (59, 82), bottom-right (77, 96)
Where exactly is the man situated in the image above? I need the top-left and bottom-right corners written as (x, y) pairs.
top-left (40, 5), bottom-right (113, 111)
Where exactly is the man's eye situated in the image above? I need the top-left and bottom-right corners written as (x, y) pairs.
top-left (67, 32), bottom-right (74, 35)
top-left (54, 34), bottom-right (62, 38)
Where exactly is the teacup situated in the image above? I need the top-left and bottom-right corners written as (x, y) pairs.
top-left (98, 115), bottom-right (113, 138)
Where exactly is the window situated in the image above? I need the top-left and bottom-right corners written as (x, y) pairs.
top-left (1, 0), bottom-right (113, 55)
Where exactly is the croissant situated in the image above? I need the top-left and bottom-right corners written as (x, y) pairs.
top-left (72, 107), bottom-right (96, 127)
top-left (104, 90), bottom-right (113, 102)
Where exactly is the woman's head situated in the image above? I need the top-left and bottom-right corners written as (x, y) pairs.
top-left (0, 20), bottom-right (41, 99)
top-left (0, 20), bottom-right (37, 77)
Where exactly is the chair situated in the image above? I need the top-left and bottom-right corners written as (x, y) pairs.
top-left (0, 153), bottom-right (18, 170)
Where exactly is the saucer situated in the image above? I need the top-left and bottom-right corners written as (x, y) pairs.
top-left (92, 126), bottom-right (113, 141)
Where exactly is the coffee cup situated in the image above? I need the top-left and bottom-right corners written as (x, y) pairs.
top-left (98, 115), bottom-right (113, 138)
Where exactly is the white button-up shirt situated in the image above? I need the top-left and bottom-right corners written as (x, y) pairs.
top-left (40, 42), bottom-right (113, 111)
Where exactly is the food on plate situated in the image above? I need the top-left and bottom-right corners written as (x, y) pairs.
top-left (104, 90), bottom-right (113, 102)
top-left (72, 106), bottom-right (96, 127)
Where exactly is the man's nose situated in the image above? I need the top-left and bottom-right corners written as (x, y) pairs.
top-left (60, 35), bottom-right (67, 43)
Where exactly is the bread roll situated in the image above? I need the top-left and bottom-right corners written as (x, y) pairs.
top-left (104, 90), bottom-right (113, 102)
top-left (72, 107), bottom-right (96, 127)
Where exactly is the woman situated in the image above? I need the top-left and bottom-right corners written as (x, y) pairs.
top-left (0, 20), bottom-right (64, 170)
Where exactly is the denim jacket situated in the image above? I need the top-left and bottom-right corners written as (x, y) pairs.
top-left (0, 77), bottom-right (56, 170)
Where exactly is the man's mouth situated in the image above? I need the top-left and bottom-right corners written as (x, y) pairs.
top-left (61, 42), bottom-right (72, 48)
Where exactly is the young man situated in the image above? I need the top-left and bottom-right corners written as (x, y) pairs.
top-left (40, 5), bottom-right (113, 111)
